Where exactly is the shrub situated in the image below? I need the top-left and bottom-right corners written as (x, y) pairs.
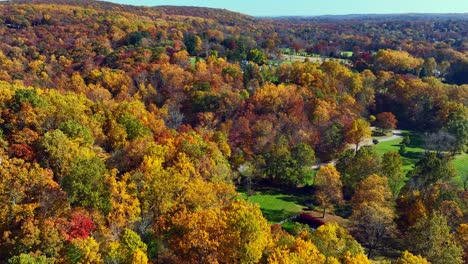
top-left (399, 144), bottom-right (407, 155)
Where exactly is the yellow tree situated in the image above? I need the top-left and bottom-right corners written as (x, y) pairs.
top-left (66, 237), bottom-right (103, 264)
top-left (342, 252), bottom-right (372, 264)
top-left (104, 228), bottom-right (148, 264)
top-left (396, 251), bottom-right (430, 264)
top-left (314, 164), bottom-right (343, 217)
top-left (165, 206), bottom-right (228, 263)
top-left (350, 174), bottom-right (396, 257)
top-left (267, 237), bottom-right (326, 264)
top-left (311, 223), bottom-right (364, 261)
top-left (165, 199), bottom-right (270, 264)
top-left (106, 170), bottom-right (140, 237)
top-left (346, 119), bottom-right (371, 153)
top-left (0, 156), bottom-right (67, 258)
top-left (456, 224), bottom-right (468, 263)
top-left (224, 200), bottom-right (272, 264)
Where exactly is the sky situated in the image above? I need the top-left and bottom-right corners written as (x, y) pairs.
top-left (106, 0), bottom-right (468, 16)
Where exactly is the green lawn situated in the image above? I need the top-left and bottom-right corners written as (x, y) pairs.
top-left (373, 131), bottom-right (467, 187)
top-left (340, 51), bottom-right (353, 57)
top-left (373, 134), bottom-right (425, 175)
top-left (239, 188), bottom-right (306, 223)
top-left (452, 152), bottom-right (468, 187)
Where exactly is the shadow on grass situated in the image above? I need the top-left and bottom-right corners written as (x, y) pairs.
top-left (260, 208), bottom-right (299, 223)
top-left (401, 150), bottom-right (424, 160)
top-left (407, 132), bottom-right (424, 149)
top-left (254, 185), bottom-right (313, 207)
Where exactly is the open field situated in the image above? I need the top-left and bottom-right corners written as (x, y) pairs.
top-left (372, 131), bottom-right (424, 175)
top-left (372, 131), bottom-right (467, 187)
top-left (279, 54), bottom-right (352, 65)
top-left (238, 188), bottom-right (307, 223)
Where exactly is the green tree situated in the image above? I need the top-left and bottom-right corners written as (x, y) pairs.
top-left (399, 144), bottom-right (407, 155)
top-left (445, 115), bottom-right (468, 153)
top-left (401, 135), bottom-right (411, 145)
top-left (8, 254), bottom-right (49, 264)
top-left (183, 34), bottom-right (202, 56)
top-left (59, 120), bottom-right (94, 146)
top-left (337, 147), bottom-right (381, 197)
top-left (105, 228), bottom-right (148, 264)
top-left (62, 157), bottom-right (110, 213)
top-left (405, 152), bottom-right (456, 191)
top-left (381, 151), bottom-right (404, 197)
top-left (407, 212), bottom-right (463, 264)
top-left (248, 48), bottom-right (268, 65)
top-left (118, 114), bottom-right (151, 141)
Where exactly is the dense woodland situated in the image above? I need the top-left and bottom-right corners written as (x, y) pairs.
top-left (0, 0), bottom-right (467, 263)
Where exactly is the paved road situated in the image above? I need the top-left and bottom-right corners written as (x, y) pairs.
top-left (377, 129), bottom-right (403, 142)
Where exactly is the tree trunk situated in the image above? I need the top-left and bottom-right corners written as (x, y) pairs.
top-left (322, 207), bottom-right (326, 218)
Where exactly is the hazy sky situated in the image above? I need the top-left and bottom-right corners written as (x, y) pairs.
top-left (107, 0), bottom-right (468, 16)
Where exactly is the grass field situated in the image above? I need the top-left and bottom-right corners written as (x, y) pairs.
top-left (452, 152), bottom-right (468, 187)
top-left (373, 131), bottom-right (425, 175)
top-left (372, 131), bottom-right (467, 187)
top-left (238, 188), bottom-right (307, 223)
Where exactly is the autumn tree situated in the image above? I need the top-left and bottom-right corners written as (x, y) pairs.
top-left (0, 156), bottom-right (67, 259)
top-left (456, 224), bottom-right (468, 263)
top-left (346, 119), bottom-right (371, 153)
top-left (164, 200), bottom-right (271, 263)
top-left (407, 212), bottom-right (463, 264)
top-left (374, 49), bottom-right (424, 74)
top-left (314, 164), bottom-right (343, 217)
top-left (396, 251), bottom-right (430, 264)
top-left (375, 112), bottom-right (397, 134)
top-left (65, 237), bottom-right (103, 264)
top-left (268, 232), bottom-right (326, 264)
top-left (310, 223), bottom-right (365, 261)
top-left (350, 174), bottom-right (396, 257)
top-left (104, 228), bottom-right (148, 264)
top-left (337, 147), bottom-right (381, 197)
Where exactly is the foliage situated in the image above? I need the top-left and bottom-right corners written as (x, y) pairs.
top-left (395, 251), bottom-right (429, 264)
top-left (407, 212), bottom-right (463, 264)
top-left (314, 164), bottom-right (343, 216)
top-left (0, 1), bottom-right (465, 262)
top-left (346, 119), bottom-right (371, 152)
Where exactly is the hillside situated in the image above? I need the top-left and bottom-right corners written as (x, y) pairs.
top-left (0, 1), bottom-right (466, 263)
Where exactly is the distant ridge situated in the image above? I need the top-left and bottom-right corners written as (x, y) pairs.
top-left (6, 1), bottom-right (468, 22)
top-left (267, 13), bottom-right (468, 21)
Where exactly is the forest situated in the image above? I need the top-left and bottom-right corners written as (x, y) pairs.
top-left (0, 0), bottom-right (467, 263)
